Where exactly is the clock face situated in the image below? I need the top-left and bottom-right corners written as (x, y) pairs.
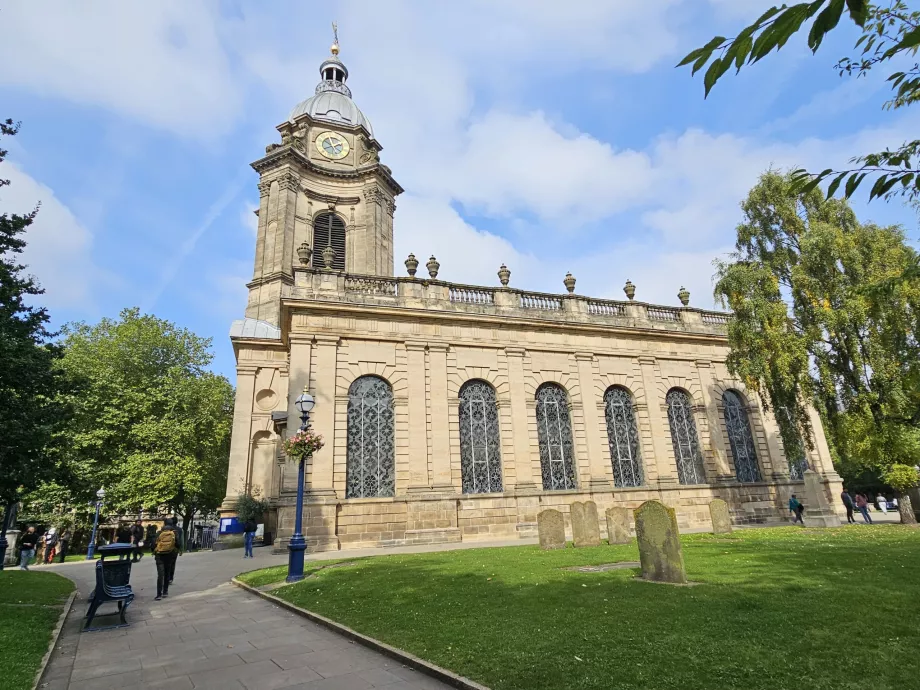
top-left (315, 131), bottom-right (350, 160)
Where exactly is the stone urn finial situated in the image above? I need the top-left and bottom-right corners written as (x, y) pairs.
top-left (405, 253), bottom-right (419, 277)
top-left (624, 279), bottom-right (636, 300)
top-left (426, 255), bottom-right (440, 279)
top-left (322, 245), bottom-right (335, 270)
top-left (296, 241), bottom-right (312, 266)
top-left (678, 286), bottom-right (690, 306)
top-left (498, 264), bottom-right (511, 287)
top-left (563, 272), bottom-right (576, 294)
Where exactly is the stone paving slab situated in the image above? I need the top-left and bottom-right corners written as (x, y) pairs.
top-left (41, 548), bottom-right (455, 690)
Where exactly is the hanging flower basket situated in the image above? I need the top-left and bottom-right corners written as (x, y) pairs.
top-left (283, 428), bottom-right (325, 461)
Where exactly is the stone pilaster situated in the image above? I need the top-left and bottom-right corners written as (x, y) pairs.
top-left (637, 356), bottom-right (677, 487)
top-left (222, 364), bottom-right (258, 510)
top-left (695, 360), bottom-right (733, 483)
top-left (574, 352), bottom-right (613, 490)
top-left (308, 335), bottom-right (339, 497)
top-left (405, 341), bottom-right (431, 491)
top-left (276, 173), bottom-right (299, 277)
top-left (427, 343), bottom-right (454, 492)
top-left (505, 347), bottom-right (538, 491)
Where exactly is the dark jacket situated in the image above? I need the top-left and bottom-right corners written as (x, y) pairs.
top-left (841, 492), bottom-right (854, 507)
top-left (130, 524), bottom-right (144, 543)
top-left (20, 531), bottom-right (39, 549)
top-left (243, 521), bottom-right (257, 534)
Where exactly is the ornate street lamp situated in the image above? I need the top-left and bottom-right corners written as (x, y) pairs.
top-left (86, 488), bottom-right (106, 560)
top-left (287, 389), bottom-right (315, 583)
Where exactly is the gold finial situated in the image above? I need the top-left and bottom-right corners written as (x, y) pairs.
top-left (331, 21), bottom-right (339, 55)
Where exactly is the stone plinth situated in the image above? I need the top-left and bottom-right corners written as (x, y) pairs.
top-left (537, 509), bottom-right (565, 550)
top-left (571, 501), bottom-right (601, 547)
top-left (605, 507), bottom-right (631, 544)
top-left (709, 499), bottom-right (732, 534)
top-left (634, 500), bottom-right (687, 584)
top-left (802, 469), bottom-right (842, 527)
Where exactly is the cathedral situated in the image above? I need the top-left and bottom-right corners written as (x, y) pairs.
top-left (221, 40), bottom-right (845, 551)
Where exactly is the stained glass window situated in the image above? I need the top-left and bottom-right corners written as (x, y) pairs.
top-left (666, 388), bottom-right (706, 485)
top-left (536, 384), bottom-right (577, 490)
top-left (722, 390), bottom-right (762, 483)
top-left (604, 387), bottom-right (644, 487)
top-left (458, 380), bottom-right (503, 494)
top-left (345, 376), bottom-right (395, 498)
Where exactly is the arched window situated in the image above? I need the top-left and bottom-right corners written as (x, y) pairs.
top-left (311, 212), bottom-right (346, 271)
top-left (722, 390), bottom-right (762, 483)
top-left (604, 387), bottom-right (643, 487)
top-left (458, 380), bottom-right (503, 494)
top-left (666, 389), bottom-right (706, 485)
top-left (536, 383), bottom-right (577, 491)
top-left (345, 376), bottom-right (394, 498)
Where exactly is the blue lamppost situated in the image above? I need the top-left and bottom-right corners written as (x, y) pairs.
top-left (286, 389), bottom-right (315, 583)
top-left (86, 488), bottom-right (106, 560)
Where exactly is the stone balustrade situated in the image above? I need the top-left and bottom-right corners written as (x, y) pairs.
top-left (287, 267), bottom-right (729, 336)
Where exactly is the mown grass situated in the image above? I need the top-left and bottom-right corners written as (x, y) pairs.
top-left (236, 559), bottom-right (348, 588)
top-left (245, 526), bottom-right (920, 690)
top-left (0, 571), bottom-right (74, 690)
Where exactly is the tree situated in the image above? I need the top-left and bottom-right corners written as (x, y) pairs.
top-left (714, 171), bottom-right (920, 522)
top-left (23, 308), bottom-right (233, 529)
top-left (234, 492), bottom-right (269, 525)
top-left (680, 1), bottom-right (920, 202)
top-left (882, 463), bottom-right (920, 522)
top-left (0, 119), bottom-right (67, 506)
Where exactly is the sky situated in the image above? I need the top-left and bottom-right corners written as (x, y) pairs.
top-left (2, 0), bottom-right (918, 381)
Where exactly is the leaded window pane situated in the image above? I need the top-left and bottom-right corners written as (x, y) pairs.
top-left (458, 381), bottom-right (503, 494)
top-left (604, 387), bottom-right (644, 487)
top-left (346, 376), bottom-right (395, 498)
top-left (666, 389), bottom-right (706, 485)
top-left (723, 390), bottom-right (762, 483)
top-left (536, 384), bottom-right (577, 490)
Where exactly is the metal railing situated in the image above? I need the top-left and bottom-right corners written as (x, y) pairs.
top-left (586, 299), bottom-right (626, 317)
top-left (449, 286), bottom-right (494, 304)
top-left (647, 306), bottom-right (680, 322)
top-left (520, 292), bottom-right (563, 310)
top-left (344, 276), bottom-right (398, 296)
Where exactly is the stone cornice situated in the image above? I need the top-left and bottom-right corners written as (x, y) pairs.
top-left (246, 272), bottom-right (295, 290)
top-left (303, 187), bottom-right (362, 206)
top-left (251, 147), bottom-right (404, 196)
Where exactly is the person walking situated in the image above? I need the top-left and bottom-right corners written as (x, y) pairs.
top-left (876, 493), bottom-right (888, 514)
top-left (42, 528), bottom-right (58, 564)
top-left (242, 519), bottom-right (257, 558)
top-left (789, 494), bottom-right (805, 525)
top-left (130, 520), bottom-right (145, 563)
top-left (58, 529), bottom-right (71, 563)
top-left (855, 493), bottom-right (873, 523)
top-left (163, 517), bottom-right (183, 586)
top-left (152, 520), bottom-right (181, 600)
top-left (841, 489), bottom-right (856, 524)
top-left (19, 526), bottom-right (38, 570)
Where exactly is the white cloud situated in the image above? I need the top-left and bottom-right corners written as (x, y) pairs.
top-left (240, 202), bottom-right (259, 236)
top-left (2, 163), bottom-right (97, 310)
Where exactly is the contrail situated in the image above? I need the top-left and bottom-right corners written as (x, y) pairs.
top-left (144, 173), bottom-right (248, 312)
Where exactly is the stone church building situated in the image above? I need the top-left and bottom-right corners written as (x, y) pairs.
top-left (221, 43), bottom-right (844, 551)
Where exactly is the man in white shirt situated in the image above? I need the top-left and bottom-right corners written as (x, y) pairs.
top-left (876, 494), bottom-right (888, 513)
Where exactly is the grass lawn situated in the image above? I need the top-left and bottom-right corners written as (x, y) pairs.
top-left (244, 526), bottom-right (920, 690)
top-left (0, 570), bottom-right (74, 690)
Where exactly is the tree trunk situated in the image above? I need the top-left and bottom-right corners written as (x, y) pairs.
top-left (897, 493), bottom-right (917, 525)
top-left (181, 508), bottom-right (194, 549)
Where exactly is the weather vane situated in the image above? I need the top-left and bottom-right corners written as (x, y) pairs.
top-left (331, 21), bottom-right (339, 55)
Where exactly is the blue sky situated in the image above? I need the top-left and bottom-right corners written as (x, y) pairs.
top-left (2, 0), bottom-right (918, 381)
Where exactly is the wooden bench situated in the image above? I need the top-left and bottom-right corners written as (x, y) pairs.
top-left (84, 544), bottom-right (135, 631)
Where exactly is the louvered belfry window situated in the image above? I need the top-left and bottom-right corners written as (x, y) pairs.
top-left (722, 390), bottom-right (762, 483)
top-left (311, 212), bottom-right (346, 271)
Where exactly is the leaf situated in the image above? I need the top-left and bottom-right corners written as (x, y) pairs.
top-left (845, 0), bottom-right (868, 27)
top-left (692, 53), bottom-right (710, 75)
top-left (808, 0), bottom-right (845, 52)
top-left (826, 171), bottom-right (847, 197)
top-left (869, 174), bottom-right (889, 200)
top-left (844, 172), bottom-right (864, 197)
top-left (752, 5), bottom-right (786, 27)
top-left (895, 26), bottom-right (920, 52)
top-left (677, 47), bottom-right (707, 68)
top-left (704, 57), bottom-right (731, 97)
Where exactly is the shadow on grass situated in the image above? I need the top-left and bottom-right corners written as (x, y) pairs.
top-left (268, 526), bottom-right (920, 690)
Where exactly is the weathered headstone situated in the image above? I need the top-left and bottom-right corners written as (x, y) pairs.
top-left (634, 500), bottom-right (687, 584)
top-left (571, 501), bottom-right (601, 547)
top-left (709, 498), bottom-right (732, 534)
top-left (537, 509), bottom-right (566, 550)
top-left (605, 507), bottom-right (631, 544)
top-left (3, 530), bottom-right (20, 566)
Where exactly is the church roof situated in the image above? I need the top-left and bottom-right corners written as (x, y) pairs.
top-left (288, 44), bottom-right (373, 137)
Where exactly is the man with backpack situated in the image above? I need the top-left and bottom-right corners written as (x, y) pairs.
top-left (152, 518), bottom-right (182, 600)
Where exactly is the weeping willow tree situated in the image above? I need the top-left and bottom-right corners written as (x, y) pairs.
top-left (715, 171), bottom-right (920, 523)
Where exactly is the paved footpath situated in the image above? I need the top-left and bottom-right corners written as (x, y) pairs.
top-left (40, 548), bottom-right (452, 690)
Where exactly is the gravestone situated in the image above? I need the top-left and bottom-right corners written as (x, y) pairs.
top-left (709, 499), bottom-right (732, 534)
top-left (3, 530), bottom-right (20, 566)
top-left (571, 501), bottom-right (601, 547)
top-left (802, 469), bottom-right (842, 527)
top-left (634, 500), bottom-right (687, 584)
top-left (605, 507), bottom-right (631, 544)
top-left (537, 509), bottom-right (566, 550)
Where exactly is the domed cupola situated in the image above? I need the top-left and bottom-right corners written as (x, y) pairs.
top-left (288, 37), bottom-right (373, 137)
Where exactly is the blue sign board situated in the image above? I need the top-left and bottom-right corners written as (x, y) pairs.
top-left (219, 517), bottom-right (243, 534)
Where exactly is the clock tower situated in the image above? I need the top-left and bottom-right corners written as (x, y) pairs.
top-left (245, 38), bottom-right (403, 326)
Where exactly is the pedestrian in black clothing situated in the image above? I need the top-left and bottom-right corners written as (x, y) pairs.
top-left (152, 518), bottom-right (182, 600)
top-left (19, 527), bottom-right (39, 570)
top-left (130, 520), bottom-right (145, 562)
top-left (841, 489), bottom-right (856, 524)
top-left (58, 530), bottom-right (71, 563)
